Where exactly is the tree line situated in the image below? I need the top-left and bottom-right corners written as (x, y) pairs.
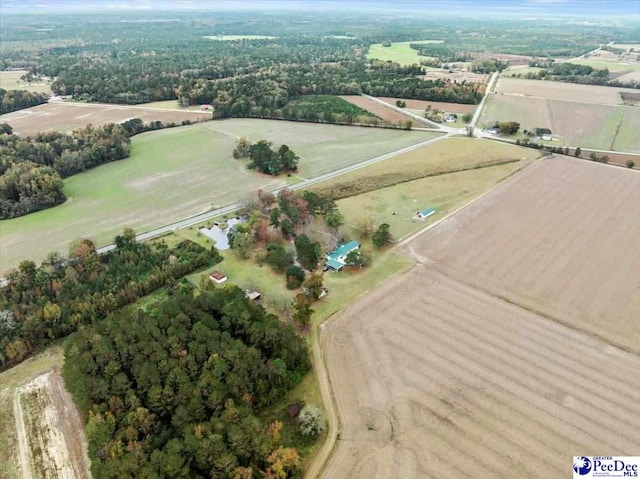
top-left (0, 229), bottom-right (221, 369)
top-left (63, 284), bottom-right (310, 479)
top-left (0, 123), bottom-right (130, 218)
top-left (0, 88), bottom-right (49, 114)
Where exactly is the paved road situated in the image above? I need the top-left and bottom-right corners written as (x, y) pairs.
top-left (97, 132), bottom-right (451, 254)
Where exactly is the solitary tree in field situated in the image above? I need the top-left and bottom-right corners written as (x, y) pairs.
top-left (462, 112), bottom-right (473, 123)
top-left (574, 147), bottom-right (582, 157)
top-left (372, 223), bottom-right (392, 248)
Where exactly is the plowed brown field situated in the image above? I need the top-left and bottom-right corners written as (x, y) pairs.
top-left (0, 101), bottom-right (211, 136)
top-left (322, 157), bottom-right (640, 478)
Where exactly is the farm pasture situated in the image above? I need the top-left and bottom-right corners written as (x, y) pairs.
top-left (480, 93), bottom-right (640, 152)
top-left (336, 160), bottom-right (526, 240)
top-left (0, 120), bottom-right (435, 273)
top-left (494, 77), bottom-right (632, 104)
top-left (366, 41), bottom-right (441, 66)
top-left (322, 157), bottom-right (640, 478)
top-left (0, 70), bottom-right (52, 95)
top-left (0, 101), bottom-right (211, 136)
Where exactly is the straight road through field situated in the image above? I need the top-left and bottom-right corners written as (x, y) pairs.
top-left (471, 72), bottom-right (497, 134)
top-left (96, 131), bottom-right (451, 254)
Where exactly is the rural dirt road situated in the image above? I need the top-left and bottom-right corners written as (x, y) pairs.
top-left (316, 157), bottom-right (640, 478)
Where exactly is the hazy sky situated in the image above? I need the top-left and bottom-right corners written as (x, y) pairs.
top-left (0, 0), bottom-right (638, 15)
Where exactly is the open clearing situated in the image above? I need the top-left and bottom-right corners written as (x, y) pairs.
top-left (322, 158), bottom-right (640, 478)
top-left (481, 88), bottom-right (640, 151)
top-left (366, 41), bottom-right (441, 66)
top-left (0, 70), bottom-right (53, 94)
top-left (0, 101), bottom-right (212, 136)
top-left (0, 120), bottom-right (435, 273)
top-left (0, 347), bottom-right (90, 479)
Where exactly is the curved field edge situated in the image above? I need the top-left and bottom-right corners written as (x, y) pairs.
top-left (318, 158), bottom-right (640, 478)
top-left (0, 120), bottom-right (435, 274)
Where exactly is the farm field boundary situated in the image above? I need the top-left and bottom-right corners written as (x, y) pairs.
top-left (320, 156), bottom-right (640, 478)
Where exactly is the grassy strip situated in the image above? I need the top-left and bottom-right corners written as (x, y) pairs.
top-left (312, 158), bottom-right (519, 200)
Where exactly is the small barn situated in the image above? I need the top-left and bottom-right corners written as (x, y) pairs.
top-left (209, 270), bottom-right (227, 284)
top-left (416, 207), bottom-right (436, 220)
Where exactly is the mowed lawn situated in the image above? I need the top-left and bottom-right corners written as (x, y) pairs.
top-left (481, 94), bottom-right (640, 152)
top-left (366, 41), bottom-right (441, 66)
top-left (0, 120), bottom-right (435, 273)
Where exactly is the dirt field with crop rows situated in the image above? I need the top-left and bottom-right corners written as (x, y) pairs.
top-left (0, 101), bottom-right (211, 136)
top-left (322, 157), bottom-right (640, 478)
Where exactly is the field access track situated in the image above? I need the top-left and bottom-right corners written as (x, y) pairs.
top-left (321, 158), bottom-right (640, 478)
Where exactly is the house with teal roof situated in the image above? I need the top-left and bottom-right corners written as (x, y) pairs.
top-left (325, 240), bottom-right (360, 271)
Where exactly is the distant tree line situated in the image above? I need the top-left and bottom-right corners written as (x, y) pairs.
top-left (0, 88), bottom-right (49, 114)
top-left (0, 229), bottom-right (220, 368)
top-left (64, 284), bottom-right (309, 479)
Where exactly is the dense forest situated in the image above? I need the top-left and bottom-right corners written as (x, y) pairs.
top-left (0, 88), bottom-right (49, 114)
top-left (64, 285), bottom-right (310, 479)
top-left (0, 123), bottom-right (130, 218)
top-left (0, 229), bottom-right (220, 368)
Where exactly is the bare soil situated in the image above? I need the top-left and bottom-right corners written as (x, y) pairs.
top-left (340, 96), bottom-right (432, 126)
top-left (322, 157), bottom-right (640, 478)
top-left (376, 97), bottom-right (477, 114)
top-left (14, 371), bottom-right (91, 479)
top-left (0, 101), bottom-right (211, 136)
top-left (493, 77), bottom-right (638, 104)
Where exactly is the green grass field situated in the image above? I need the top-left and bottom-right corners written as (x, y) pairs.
top-left (311, 137), bottom-right (539, 200)
top-left (0, 120), bottom-right (433, 274)
top-left (0, 71), bottom-right (52, 94)
top-left (571, 58), bottom-right (640, 72)
top-left (203, 35), bottom-right (276, 41)
top-left (366, 41), bottom-right (441, 66)
top-left (336, 161), bottom-right (527, 240)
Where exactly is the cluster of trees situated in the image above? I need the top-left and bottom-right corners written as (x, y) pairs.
top-left (226, 188), bottom-right (355, 323)
top-left (63, 285), bottom-right (309, 479)
top-left (233, 139), bottom-right (299, 176)
top-left (0, 88), bottom-right (49, 114)
top-left (494, 121), bottom-right (521, 135)
top-left (517, 61), bottom-right (614, 86)
top-left (470, 59), bottom-right (508, 74)
top-left (0, 229), bottom-right (220, 368)
top-left (0, 123), bottom-right (130, 218)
